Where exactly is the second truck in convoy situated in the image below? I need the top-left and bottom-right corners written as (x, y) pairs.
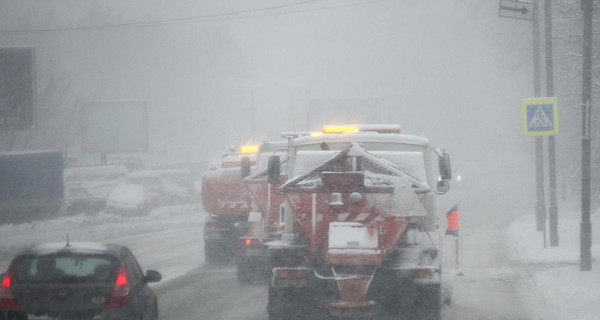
top-left (201, 146), bottom-right (257, 264)
top-left (236, 140), bottom-right (289, 284)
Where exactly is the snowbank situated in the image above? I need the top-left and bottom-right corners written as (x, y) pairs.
top-left (505, 205), bottom-right (600, 320)
top-left (0, 204), bottom-right (203, 282)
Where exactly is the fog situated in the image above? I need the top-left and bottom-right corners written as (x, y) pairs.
top-left (0, 0), bottom-right (536, 206)
top-left (4, 2), bottom-right (599, 319)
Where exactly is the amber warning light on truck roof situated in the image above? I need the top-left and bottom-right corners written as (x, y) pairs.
top-left (239, 145), bottom-right (259, 154)
top-left (321, 124), bottom-right (401, 134)
top-left (322, 126), bottom-right (360, 134)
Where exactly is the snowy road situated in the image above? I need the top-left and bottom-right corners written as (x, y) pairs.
top-left (0, 200), bottom-right (587, 319)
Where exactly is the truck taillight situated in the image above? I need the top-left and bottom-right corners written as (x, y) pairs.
top-left (0, 271), bottom-right (19, 310)
top-left (243, 238), bottom-right (263, 248)
top-left (107, 267), bottom-right (130, 308)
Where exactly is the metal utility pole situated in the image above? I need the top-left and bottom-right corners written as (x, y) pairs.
top-left (580, 0), bottom-right (593, 271)
top-left (533, 0), bottom-right (547, 234)
top-left (544, 0), bottom-right (559, 246)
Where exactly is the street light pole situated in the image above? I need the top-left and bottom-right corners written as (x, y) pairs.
top-left (533, 0), bottom-right (547, 235)
top-left (580, 0), bottom-right (593, 271)
top-left (544, 0), bottom-right (559, 247)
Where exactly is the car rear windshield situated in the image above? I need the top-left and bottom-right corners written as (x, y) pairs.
top-left (12, 253), bottom-right (119, 283)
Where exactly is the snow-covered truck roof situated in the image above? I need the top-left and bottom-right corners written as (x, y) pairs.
top-left (292, 131), bottom-right (431, 149)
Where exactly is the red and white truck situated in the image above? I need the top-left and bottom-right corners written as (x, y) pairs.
top-left (264, 125), bottom-right (452, 320)
top-left (201, 145), bottom-right (257, 264)
top-left (236, 139), bottom-right (291, 284)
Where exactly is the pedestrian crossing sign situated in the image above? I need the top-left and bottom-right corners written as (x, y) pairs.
top-left (522, 97), bottom-right (559, 136)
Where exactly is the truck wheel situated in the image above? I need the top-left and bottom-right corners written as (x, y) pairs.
top-left (6, 311), bottom-right (28, 320)
top-left (416, 286), bottom-right (441, 320)
top-left (204, 242), bottom-right (219, 265)
top-left (236, 259), bottom-right (253, 285)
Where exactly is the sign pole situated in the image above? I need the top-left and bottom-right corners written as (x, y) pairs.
top-left (522, 96), bottom-right (558, 249)
top-left (544, 0), bottom-right (559, 247)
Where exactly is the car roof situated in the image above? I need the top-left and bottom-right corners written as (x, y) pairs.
top-left (18, 242), bottom-right (123, 256)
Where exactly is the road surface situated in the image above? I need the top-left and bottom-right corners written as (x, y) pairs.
top-left (0, 201), bottom-right (547, 319)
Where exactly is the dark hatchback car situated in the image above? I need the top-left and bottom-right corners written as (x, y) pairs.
top-left (0, 242), bottom-right (161, 320)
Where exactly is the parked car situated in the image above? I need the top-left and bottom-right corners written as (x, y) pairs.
top-left (65, 182), bottom-right (120, 215)
top-left (64, 165), bottom-right (129, 188)
top-left (153, 169), bottom-right (195, 195)
top-left (88, 182), bottom-right (120, 211)
top-left (105, 184), bottom-right (154, 215)
top-left (0, 241), bottom-right (161, 320)
top-left (128, 171), bottom-right (193, 205)
top-left (65, 185), bottom-right (93, 215)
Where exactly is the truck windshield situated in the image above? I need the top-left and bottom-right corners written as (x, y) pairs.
top-left (293, 143), bottom-right (428, 183)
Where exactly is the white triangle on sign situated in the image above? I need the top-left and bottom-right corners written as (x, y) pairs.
top-left (529, 106), bottom-right (553, 128)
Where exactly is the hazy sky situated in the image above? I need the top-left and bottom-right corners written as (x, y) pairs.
top-left (0, 0), bottom-right (534, 175)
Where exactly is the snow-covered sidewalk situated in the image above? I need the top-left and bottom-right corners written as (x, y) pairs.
top-left (505, 205), bottom-right (600, 320)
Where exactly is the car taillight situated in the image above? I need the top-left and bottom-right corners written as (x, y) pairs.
top-left (0, 271), bottom-right (19, 310)
top-left (106, 267), bottom-right (130, 308)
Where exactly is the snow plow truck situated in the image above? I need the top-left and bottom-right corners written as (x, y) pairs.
top-left (201, 145), bottom-right (258, 264)
top-left (236, 137), bottom-right (296, 284)
top-left (264, 124), bottom-right (452, 320)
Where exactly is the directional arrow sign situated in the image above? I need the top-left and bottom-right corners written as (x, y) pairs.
top-left (499, 0), bottom-right (535, 20)
top-left (522, 97), bottom-right (559, 136)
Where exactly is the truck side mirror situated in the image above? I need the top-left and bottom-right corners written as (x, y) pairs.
top-left (437, 180), bottom-right (450, 194)
top-left (267, 155), bottom-right (281, 185)
top-left (241, 156), bottom-right (251, 178)
top-left (438, 152), bottom-right (452, 181)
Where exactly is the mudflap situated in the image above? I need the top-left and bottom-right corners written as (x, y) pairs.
top-left (368, 269), bottom-right (442, 320)
top-left (267, 286), bottom-right (328, 320)
top-left (415, 285), bottom-right (442, 320)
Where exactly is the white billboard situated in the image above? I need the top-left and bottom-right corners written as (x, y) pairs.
top-left (0, 46), bottom-right (35, 129)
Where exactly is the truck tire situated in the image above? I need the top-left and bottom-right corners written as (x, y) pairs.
top-left (236, 259), bottom-right (252, 285)
top-left (204, 242), bottom-right (219, 265)
top-left (6, 311), bottom-right (28, 320)
top-left (416, 286), bottom-right (441, 320)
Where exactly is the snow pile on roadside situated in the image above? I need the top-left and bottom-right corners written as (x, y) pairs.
top-left (0, 204), bottom-right (200, 238)
top-left (0, 204), bottom-right (203, 273)
top-left (505, 206), bottom-right (600, 320)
